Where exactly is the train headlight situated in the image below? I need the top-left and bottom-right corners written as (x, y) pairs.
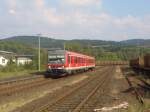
top-left (48, 66), bottom-right (51, 69)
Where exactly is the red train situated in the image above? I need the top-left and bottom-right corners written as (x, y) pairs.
top-left (47, 49), bottom-right (95, 76)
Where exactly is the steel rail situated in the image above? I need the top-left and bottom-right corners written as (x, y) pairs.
top-left (72, 67), bottom-right (113, 112)
top-left (35, 67), bottom-right (109, 112)
top-left (0, 67), bottom-right (102, 96)
top-left (0, 77), bottom-right (49, 96)
top-left (125, 76), bottom-right (144, 104)
top-left (0, 75), bottom-right (44, 86)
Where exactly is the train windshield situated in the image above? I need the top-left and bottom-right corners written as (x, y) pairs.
top-left (48, 58), bottom-right (65, 64)
top-left (48, 49), bottom-right (65, 64)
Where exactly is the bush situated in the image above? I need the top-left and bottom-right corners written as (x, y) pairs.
top-left (23, 62), bottom-right (37, 70)
top-left (0, 62), bottom-right (37, 72)
top-left (1, 63), bottom-right (20, 72)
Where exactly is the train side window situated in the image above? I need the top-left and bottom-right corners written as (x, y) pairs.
top-left (71, 56), bottom-right (74, 63)
top-left (79, 57), bottom-right (81, 63)
top-left (77, 57), bottom-right (79, 63)
top-left (78, 57), bottom-right (80, 63)
top-left (74, 57), bottom-right (77, 63)
top-left (68, 55), bottom-right (71, 64)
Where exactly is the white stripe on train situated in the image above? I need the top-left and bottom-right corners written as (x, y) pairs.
top-left (65, 65), bottom-right (95, 70)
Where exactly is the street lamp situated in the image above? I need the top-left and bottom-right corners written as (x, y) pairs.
top-left (37, 34), bottom-right (41, 72)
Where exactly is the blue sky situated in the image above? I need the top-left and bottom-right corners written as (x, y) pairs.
top-left (103, 0), bottom-right (150, 17)
top-left (0, 0), bottom-right (150, 41)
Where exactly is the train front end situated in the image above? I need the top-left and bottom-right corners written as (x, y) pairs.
top-left (47, 49), bottom-right (66, 76)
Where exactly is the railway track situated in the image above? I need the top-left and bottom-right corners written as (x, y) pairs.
top-left (125, 75), bottom-right (145, 105)
top-left (0, 74), bottom-right (51, 96)
top-left (0, 75), bottom-right (43, 86)
top-left (0, 66), bottom-right (104, 87)
top-left (122, 67), bottom-right (145, 105)
top-left (0, 67), bottom-right (103, 96)
top-left (75, 67), bottom-right (114, 112)
top-left (34, 66), bottom-right (113, 112)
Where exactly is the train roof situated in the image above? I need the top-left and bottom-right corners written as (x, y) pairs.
top-left (66, 50), bottom-right (95, 59)
top-left (47, 49), bottom-right (95, 59)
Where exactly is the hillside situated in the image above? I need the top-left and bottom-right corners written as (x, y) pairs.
top-left (4, 36), bottom-right (121, 49)
top-left (120, 39), bottom-right (150, 47)
top-left (3, 36), bottom-right (65, 48)
top-left (1, 36), bottom-right (150, 61)
top-left (4, 36), bottom-right (150, 48)
top-left (0, 40), bottom-right (36, 54)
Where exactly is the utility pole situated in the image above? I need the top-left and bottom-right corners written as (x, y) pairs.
top-left (38, 34), bottom-right (41, 72)
top-left (64, 42), bottom-right (66, 51)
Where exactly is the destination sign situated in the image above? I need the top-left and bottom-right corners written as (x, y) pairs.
top-left (48, 55), bottom-right (65, 58)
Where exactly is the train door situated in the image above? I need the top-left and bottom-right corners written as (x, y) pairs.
top-left (71, 56), bottom-right (74, 67)
top-left (67, 54), bottom-right (71, 68)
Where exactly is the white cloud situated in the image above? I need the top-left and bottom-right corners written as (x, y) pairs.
top-left (113, 15), bottom-right (142, 29)
top-left (5, 0), bottom-right (64, 25)
top-left (0, 0), bottom-right (150, 40)
top-left (34, 0), bottom-right (65, 25)
top-left (9, 9), bottom-right (16, 15)
top-left (36, 0), bottom-right (45, 7)
top-left (113, 15), bottom-right (150, 34)
top-left (64, 0), bottom-right (101, 6)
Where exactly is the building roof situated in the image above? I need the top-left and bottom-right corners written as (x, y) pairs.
top-left (0, 50), bottom-right (15, 59)
top-left (0, 50), bottom-right (15, 54)
top-left (15, 55), bottom-right (34, 58)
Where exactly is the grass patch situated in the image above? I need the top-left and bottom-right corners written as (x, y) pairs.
top-left (85, 72), bottom-right (96, 77)
top-left (144, 99), bottom-right (150, 111)
top-left (0, 62), bottom-right (46, 79)
top-left (0, 70), bottom-right (37, 79)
